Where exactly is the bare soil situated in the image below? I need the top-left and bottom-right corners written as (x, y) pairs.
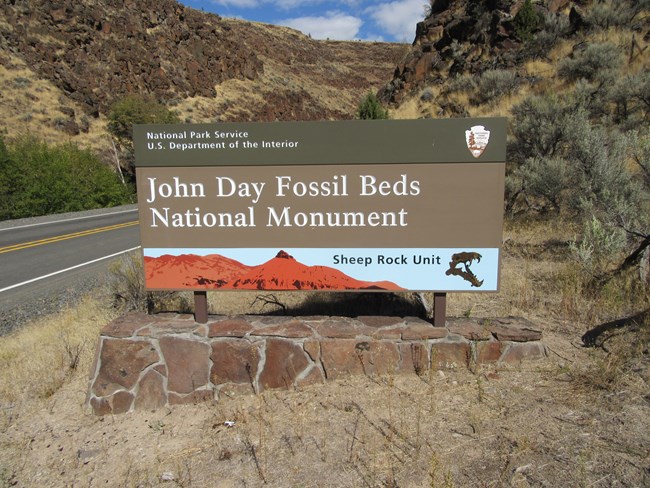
top-left (1, 220), bottom-right (648, 487)
top-left (1, 321), bottom-right (648, 487)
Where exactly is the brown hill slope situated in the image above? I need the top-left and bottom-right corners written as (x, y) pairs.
top-left (0, 0), bottom-right (405, 152)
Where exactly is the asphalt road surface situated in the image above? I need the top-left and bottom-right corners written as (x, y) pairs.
top-left (0, 205), bottom-right (141, 333)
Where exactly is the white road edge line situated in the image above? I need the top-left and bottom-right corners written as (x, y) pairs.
top-left (0, 246), bottom-right (141, 293)
top-left (0, 208), bottom-right (138, 232)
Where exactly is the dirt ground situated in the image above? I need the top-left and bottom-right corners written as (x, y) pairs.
top-left (2, 227), bottom-right (649, 487)
top-left (1, 323), bottom-right (648, 488)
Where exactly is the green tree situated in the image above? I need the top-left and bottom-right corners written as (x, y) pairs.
top-left (107, 94), bottom-right (179, 146)
top-left (107, 94), bottom-right (179, 180)
top-left (513, 0), bottom-right (540, 43)
top-left (356, 92), bottom-right (389, 120)
top-left (0, 136), bottom-right (133, 220)
top-left (0, 136), bottom-right (22, 220)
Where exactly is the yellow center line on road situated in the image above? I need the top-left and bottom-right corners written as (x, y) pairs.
top-left (0, 221), bottom-right (139, 254)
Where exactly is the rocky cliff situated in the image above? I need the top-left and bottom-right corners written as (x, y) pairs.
top-left (0, 0), bottom-right (404, 148)
top-left (1, 0), bottom-right (264, 116)
top-left (379, 0), bottom-right (577, 104)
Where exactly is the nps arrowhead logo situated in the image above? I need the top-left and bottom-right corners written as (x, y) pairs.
top-left (465, 125), bottom-right (490, 158)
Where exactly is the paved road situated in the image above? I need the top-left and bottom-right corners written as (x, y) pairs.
top-left (0, 206), bottom-right (141, 332)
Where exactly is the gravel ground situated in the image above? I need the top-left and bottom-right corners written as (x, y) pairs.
top-left (0, 272), bottom-right (111, 335)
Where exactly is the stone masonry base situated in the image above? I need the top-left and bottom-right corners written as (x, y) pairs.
top-left (86, 313), bottom-right (546, 415)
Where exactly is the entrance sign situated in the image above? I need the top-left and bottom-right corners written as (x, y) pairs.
top-left (134, 119), bottom-right (506, 292)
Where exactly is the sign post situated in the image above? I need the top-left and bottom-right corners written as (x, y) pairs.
top-left (134, 119), bottom-right (506, 325)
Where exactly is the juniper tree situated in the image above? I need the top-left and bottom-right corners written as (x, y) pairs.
top-left (356, 92), bottom-right (389, 120)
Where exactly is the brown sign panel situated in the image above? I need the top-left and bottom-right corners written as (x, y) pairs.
top-left (134, 119), bottom-right (506, 292)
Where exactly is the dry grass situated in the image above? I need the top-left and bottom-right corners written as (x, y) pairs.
top-left (0, 297), bottom-right (118, 430)
top-left (1, 220), bottom-right (648, 487)
top-left (1, 20), bottom-right (404, 167)
top-left (0, 55), bottom-right (111, 152)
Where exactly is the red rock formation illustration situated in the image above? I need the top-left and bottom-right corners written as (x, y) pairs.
top-left (144, 253), bottom-right (250, 289)
top-left (144, 250), bottom-right (404, 291)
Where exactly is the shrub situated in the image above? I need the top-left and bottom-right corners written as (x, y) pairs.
top-left (508, 93), bottom-right (571, 165)
top-left (107, 94), bottom-right (179, 147)
top-left (506, 93), bottom-right (574, 213)
top-left (0, 135), bottom-right (133, 220)
top-left (557, 42), bottom-right (623, 84)
top-left (108, 252), bottom-right (189, 314)
top-left (610, 71), bottom-right (650, 128)
top-left (472, 69), bottom-right (519, 105)
top-left (509, 92), bottom-right (650, 282)
top-left (517, 156), bottom-right (569, 211)
top-left (444, 74), bottom-right (476, 95)
top-left (356, 92), bottom-right (389, 119)
top-left (526, 12), bottom-right (571, 56)
top-left (584, 1), bottom-right (637, 30)
top-left (570, 216), bottom-right (627, 277)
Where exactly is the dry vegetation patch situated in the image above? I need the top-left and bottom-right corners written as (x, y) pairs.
top-left (0, 298), bottom-right (119, 430)
top-left (1, 220), bottom-right (648, 487)
top-left (0, 55), bottom-right (111, 153)
top-left (1, 344), bottom-right (648, 487)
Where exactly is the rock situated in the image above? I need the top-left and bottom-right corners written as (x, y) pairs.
top-left (207, 318), bottom-right (253, 338)
top-left (77, 448), bottom-right (101, 463)
top-left (0, 0), bottom-right (260, 115)
top-left (134, 369), bottom-right (167, 411)
top-left (320, 340), bottom-right (400, 379)
top-left (399, 342), bottom-right (430, 374)
top-left (296, 366), bottom-right (325, 387)
top-left (431, 341), bottom-right (470, 370)
top-left (402, 321), bottom-right (448, 340)
top-left (258, 339), bottom-right (311, 391)
top-left (357, 316), bottom-right (405, 328)
top-left (92, 338), bottom-right (159, 397)
top-left (500, 342), bottom-right (548, 364)
top-left (448, 319), bottom-right (492, 341)
top-left (251, 319), bottom-right (313, 338)
top-left (101, 313), bottom-right (152, 338)
top-left (320, 340), bottom-right (365, 379)
top-left (210, 340), bottom-right (260, 386)
top-left (159, 337), bottom-right (210, 394)
top-left (476, 341), bottom-right (503, 364)
top-left (490, 324), bottom-right (543, 342)
top-left (111, 390), bottom-right (135, 414)
top-left (569, 6), bottom-right (589, 33)
top-left (90, 397), bottom-right (111, 416)
top-left (378, 0), bottom-right (547, 104)
top-left (88, 314), bottom-right (547, 414)
top-left (486, 317), bottom-right (543, 342)
top-left (314, 317), bottom-right (374, 339)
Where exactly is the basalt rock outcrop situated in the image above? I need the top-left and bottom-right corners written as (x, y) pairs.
top-left (379, 0), bottom-right (573, 104)
top-left (0, 0), bottom-right (403, 126)
top-left (1, 0), bottom-right (262, 116)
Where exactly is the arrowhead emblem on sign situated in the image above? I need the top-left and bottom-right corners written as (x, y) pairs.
top-left (465, 125), bottom-right (490, 158)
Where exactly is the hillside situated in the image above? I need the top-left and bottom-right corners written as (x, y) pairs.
top-left (0, 0), bottom-right (405, 157)
top-left (381, 0), bottom-right (649, 120)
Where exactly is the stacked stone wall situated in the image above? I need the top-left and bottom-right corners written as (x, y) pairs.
top-left (87, 313), bottom-right (546, 415)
